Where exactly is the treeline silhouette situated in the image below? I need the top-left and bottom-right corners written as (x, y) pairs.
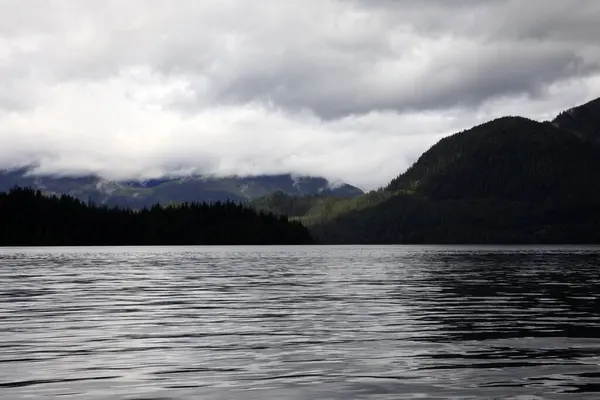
top-left (0, 187), bottom-right (313, 246)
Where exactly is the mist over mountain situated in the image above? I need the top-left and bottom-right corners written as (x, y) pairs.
top-left (0, 169), bottom-right (363, 208)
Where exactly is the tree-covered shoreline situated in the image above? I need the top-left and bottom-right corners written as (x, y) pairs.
top-left (0, 187), bottom-right (313, 246)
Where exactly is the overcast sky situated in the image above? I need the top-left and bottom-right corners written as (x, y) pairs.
top-left (1, 0), bottom-right (599, 189)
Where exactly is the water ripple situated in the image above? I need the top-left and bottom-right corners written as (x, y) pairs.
top-left (1, 245), bottom-right (599, 399)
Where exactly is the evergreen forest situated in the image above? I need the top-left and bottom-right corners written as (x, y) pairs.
top-left (0, 187), bottom-right (313, 246)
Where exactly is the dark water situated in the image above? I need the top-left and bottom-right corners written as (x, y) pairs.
top-left (1, 246), bottom-right (600, 399)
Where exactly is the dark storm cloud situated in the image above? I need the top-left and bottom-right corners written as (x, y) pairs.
top-left (179, 0), bottom-right (600, 118)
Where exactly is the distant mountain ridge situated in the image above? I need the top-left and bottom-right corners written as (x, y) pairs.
top-left (0, 170), bottom-right (364, 208)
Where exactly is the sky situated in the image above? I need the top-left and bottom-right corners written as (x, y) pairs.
top-left (1, 0), bottom-right (599, 189)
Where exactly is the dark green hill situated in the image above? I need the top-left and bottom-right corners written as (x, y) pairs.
top-left (386, 116), bottom-right (600, 202)
top-left (311, 193), bottom-right (600, 244)
top-left (553, 97), bottom-right (600, 142)
top-left (311, 96), bottom-right (600, 244)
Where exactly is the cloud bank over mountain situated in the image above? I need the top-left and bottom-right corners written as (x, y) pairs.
top-left (1, 0), bottom-right (599, 188)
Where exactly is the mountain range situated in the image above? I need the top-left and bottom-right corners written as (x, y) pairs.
top-left (0, 171), bottom-right (364, 208)
top-left (252, 96), bottom-right (600, 244)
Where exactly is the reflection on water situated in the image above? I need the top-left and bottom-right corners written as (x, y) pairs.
top-left (0, 246), bottom-right (599, 399)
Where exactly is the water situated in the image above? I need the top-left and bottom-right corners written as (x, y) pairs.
top-left (1, 246), bottom-right (599, 400)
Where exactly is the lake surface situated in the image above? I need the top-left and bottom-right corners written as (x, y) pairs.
top-left (1, 246), bottom-right (599, 399)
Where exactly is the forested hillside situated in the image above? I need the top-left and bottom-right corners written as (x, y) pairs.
top-left (253, 96), bottom-right (600, 244)
top-left (385, 116), bottom-right (600, 201)
top-left (552, 97), bottom-right (600, 142)
top-left (251, 190), bottom-right (393, 225)
top-left (0, 188), bottom-right (313, 246)
top-left (310, 195), bottom-right (600, 244)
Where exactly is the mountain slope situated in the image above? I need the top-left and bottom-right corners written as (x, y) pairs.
top-left (553, 96), bottom-right (600, 142)
top-left (251, 189), bottom-right (394, 225)
top-left (385, 116), bottom-right (600, 202)
top-left (311, 96), bottom-right (600, 244)
top-left (311, 193), bottom-right (600, 244)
